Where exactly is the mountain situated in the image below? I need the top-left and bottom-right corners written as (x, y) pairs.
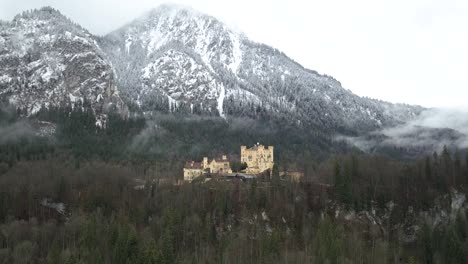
top-left (0, 5), bottom-right (424, 135)
top-left (0, 7), bottom-right (127, 119)
top-left (101, 4), bottom-right (424, 133)
top-left (0, 5), bottom-right (467, 160)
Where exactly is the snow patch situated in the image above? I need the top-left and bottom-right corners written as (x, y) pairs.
top-left (41, 198), bottom-right (66, 215)
top-left (451, 191), bottom-right (465, 212)
top-left (228, 32), bottom-right (242, 74)
top-left (125, 36), bottom-right (133, 54)
top-left (168, 95), bottom-right (177, 112)
top-left (30, 103), bottom-right (42, 115)
top-left (217, 84), bottom-right (226, 119)
top-left (0, 75), bottom-right (11, 84)
top-left (69, 94), bottom-right (83, 104)
top-left (41, 67), bottom-right (54, 82)
top-left (147, 29), bottom-right (167, 55)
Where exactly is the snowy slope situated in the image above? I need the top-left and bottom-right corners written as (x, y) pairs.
top-left (102, 4), bottom-right (423, 132)
top-left (0, 5), bottom-right (424, 135)
top-left (0, 7), bottom-right (127, 117)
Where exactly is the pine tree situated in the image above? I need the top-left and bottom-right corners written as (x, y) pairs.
top-left (443, 226), bottom-right (465, 264)
top-left (465, 153), bottom-right (468, 184)
top-left (272, 164), bottom-right (280, 186)
top-left (314, 215), bottom-right (343, 264)
top-left (420, 223), bottom-right (434, 264)
top-left (425, 156), bottom-right (432, 181)
top-left (334, 159), bottom-right (352, 207)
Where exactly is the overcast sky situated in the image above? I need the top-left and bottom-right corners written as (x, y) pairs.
top-left (1, 0), bottom-right (467, 108)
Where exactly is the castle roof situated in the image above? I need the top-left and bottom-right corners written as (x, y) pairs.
top-left (212, 155), bottom-right (230, 163)
top-left (184, 161), bottom-right (203, 169)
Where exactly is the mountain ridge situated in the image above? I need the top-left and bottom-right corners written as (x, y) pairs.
top-left (100, 4), bottom-right (424, 133)
top-left (0, 6), bottom-right (128, 121)
top-left (1, 5), bottom-right (424, 135)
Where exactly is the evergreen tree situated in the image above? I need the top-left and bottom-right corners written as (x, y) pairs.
top-left (425, 156), bottom-right (432, 181)
top-left (314, 215), bottom-right (343, 264)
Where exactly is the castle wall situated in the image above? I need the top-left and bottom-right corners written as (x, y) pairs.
top-left (206, 158), bottom-right (232, 174)
top-left (241, 144), bottom-right (274, 174)
top-left (183, 168), bottom-right (204, 182)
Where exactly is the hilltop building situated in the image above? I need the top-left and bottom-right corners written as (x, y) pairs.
top-left (241, 143), bottom-right (274, 174)
top-left (203, 155), bottom-right (232, 175)
top-left (183, 161), bottom-right (205, 182)
top-left (183, 155), bottom-right (232, 182)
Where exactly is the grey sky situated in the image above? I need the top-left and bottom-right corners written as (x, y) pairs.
top-left (1, 0), bottom-right (467, 108)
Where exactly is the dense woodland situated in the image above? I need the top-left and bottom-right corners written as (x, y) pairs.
top-left (1, 102), bottom-right (468, 263)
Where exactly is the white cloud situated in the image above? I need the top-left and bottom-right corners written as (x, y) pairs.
top-left (339, 107), bottom-right (468, 152)
top-left (0, 0), bottom-right (467, 108)
top-left (404, 107), bottom-right (468, 135)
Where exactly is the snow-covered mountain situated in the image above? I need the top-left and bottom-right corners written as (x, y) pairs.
top-left (0, 5), bottom-right (424, 135)
top-left (101, 4), bottom-right (423, 132)
top-left (0, 7), bottom-right (127, 117)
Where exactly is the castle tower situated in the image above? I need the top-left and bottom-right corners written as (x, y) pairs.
top-left (241, 143), bottom-right (274, 174)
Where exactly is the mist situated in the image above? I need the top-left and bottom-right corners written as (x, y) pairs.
top-left (404, 108), bottom-right (468, 136)
top-left (339, 107), bottom-right (468, 152)
top-left (0, 120), bottom-right (35, 144)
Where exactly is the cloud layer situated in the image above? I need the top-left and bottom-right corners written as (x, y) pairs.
top-left (339, 107), bottom-right (468, 152)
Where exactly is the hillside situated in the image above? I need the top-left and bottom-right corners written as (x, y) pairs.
top-left (0, 7), bottom-right (127, 120)
top-left (101, 4), bottom-right (423, 133)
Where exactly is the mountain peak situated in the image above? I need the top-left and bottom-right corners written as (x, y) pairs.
top-left (13, 6), bottom-right (67, 22)
top-left (139, 3), bottom-right (216, 25)
top-left (152, 3), bottom-right (199, 14)
top-left (0, 5), bottom-right (424, 134)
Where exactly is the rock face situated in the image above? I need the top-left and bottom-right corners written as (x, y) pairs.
top-left (0, 7), bottom-right (127, 116)
top-left (101, 4), bottom-right (423, 132)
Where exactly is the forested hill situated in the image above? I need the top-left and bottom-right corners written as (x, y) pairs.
top-left (1, 105), bottom-right (468, 263)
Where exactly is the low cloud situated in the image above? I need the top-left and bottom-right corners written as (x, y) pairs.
top-left (403, 108), bottom-right (468, 135)
top-left (0, 120), bottom-right (35, 144)
top-left (338, 107), bottom-right (468, 152)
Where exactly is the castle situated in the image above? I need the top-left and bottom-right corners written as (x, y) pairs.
top-left (241, 143), bottom-right (274, 174)
top-left (183, 155), bottom-right (232, 182)
top-left (183, 144), bottom-right (274, 182)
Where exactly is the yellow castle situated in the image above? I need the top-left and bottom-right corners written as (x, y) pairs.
top-left (183, 144), bottom-right (275, 182)
top-left (183, 155), bottom-right (232, 182)
top-left (241, 143), bottom-right (274, 174)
